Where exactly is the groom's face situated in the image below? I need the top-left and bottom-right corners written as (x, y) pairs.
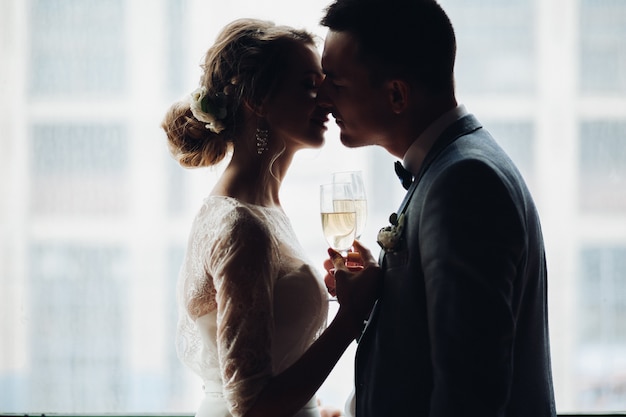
top-left (318, 31), bottom-right (393, 149)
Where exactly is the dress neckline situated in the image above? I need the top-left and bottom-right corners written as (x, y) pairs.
top-left (207, 195), bottom-right (284, 213)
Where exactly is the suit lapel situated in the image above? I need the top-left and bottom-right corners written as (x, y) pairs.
top-left (396, 114), bottom-right (483, 215)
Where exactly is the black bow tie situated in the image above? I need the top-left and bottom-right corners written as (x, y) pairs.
top-left (394, 161), bottom-right (413, 190)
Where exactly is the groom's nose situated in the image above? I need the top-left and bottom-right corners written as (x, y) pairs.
top-left (316, 77), bottom-right (333, 109)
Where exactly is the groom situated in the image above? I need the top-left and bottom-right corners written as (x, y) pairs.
top-left (318, 0), bottom-right (557, 416)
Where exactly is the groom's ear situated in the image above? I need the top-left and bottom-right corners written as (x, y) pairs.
top-left (387, 79), bottom-right (410, 114)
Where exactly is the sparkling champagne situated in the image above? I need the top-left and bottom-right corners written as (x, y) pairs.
top-left (333, 199), bottom-right (366, 239)
top-left (321, 211), bottom-right (356, 252)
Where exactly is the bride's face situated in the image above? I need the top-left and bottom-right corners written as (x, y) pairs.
top-left (263, 43), bottom-right (329, 152)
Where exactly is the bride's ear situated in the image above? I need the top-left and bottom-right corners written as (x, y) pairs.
top-left (243, 97), bottom-right (267, 117)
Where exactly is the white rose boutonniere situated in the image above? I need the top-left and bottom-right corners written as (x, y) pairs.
top-left (377, 212), bottom-right (405, 252)
top-left (189, 86), bottom-right (227, 134)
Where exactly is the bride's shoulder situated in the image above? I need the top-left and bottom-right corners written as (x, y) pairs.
top-left (197, 195), bottom-right (269, 235)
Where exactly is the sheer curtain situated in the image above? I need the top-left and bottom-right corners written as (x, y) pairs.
top-left (0, 0), bottom-right (625, 413)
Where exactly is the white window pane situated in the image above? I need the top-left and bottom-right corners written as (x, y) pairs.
top-left (26, 244), bottom-right (129, 410)
top-left (580, 0), bottom-right (626, 94)
top-left (442, 0), bottom-right (535, 95)
top-left (29, 0), bottom-right (126, 96)
top-left (576, 246), bottom-right (626, 408)
top-left (31, 124), bottom-right (129, 215)
top-left (579, 121), bottom-right (626, 212)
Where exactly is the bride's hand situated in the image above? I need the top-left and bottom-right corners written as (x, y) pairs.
top-left (323, 257), bottom-right (337, 297)
top-left (317, 398), bottom-right (342, 417)
top-left (323, 245), bottom-right (363, 297)
top-left (328, 241), bottom-right (382, 333)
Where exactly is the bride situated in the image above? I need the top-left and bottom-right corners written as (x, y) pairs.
top-left (161, 18), bottom-right (381, 417)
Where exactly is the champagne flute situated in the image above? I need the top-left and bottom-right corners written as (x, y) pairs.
top-left (320, 183), bottom-right (361, 302)
top-left (332, 171), bottom-right (367, 240)
top-left (320, 182), bottom-right (357, 255)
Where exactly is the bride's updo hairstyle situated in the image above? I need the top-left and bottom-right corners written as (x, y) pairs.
top-left (162, 19), bottom-right (316, 168)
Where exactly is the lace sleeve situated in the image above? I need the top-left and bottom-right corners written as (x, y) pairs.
top-left (207, 206), bottom-right (279, 417)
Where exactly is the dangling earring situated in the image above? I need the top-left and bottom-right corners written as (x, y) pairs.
top-left (255, 127), bottom-right (269, 155)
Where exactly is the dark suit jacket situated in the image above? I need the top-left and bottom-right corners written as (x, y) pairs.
top-left (355, 115), bottom-right (557, 417)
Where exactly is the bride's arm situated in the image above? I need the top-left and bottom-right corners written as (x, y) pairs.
top-left (209, 206), bottom-right (380, 417)
top-left (209, 208), bottom-right (277, 416)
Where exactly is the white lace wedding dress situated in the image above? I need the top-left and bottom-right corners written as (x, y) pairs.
top-left (176, 196), bottom-right (328, 417)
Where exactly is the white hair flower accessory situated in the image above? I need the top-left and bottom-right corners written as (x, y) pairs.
top-left (189, 86), bottom-right (227, 134)
top-left (377, 212), bottom-right (405, 252)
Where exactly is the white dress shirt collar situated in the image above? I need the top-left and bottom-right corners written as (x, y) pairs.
top-left (402, 104), bottom-right (469, 175)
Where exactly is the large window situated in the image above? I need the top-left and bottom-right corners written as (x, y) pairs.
top-left (1, 0), bottom-right (625, 414)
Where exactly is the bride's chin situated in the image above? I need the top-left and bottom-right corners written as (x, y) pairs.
top-left (339, 135), bottom-right (364, 148)
top-left (300, 135), bottom-right (325, 150)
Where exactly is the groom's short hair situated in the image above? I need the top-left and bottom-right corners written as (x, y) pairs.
top-left (320, 0), bottom-right (456, 93)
